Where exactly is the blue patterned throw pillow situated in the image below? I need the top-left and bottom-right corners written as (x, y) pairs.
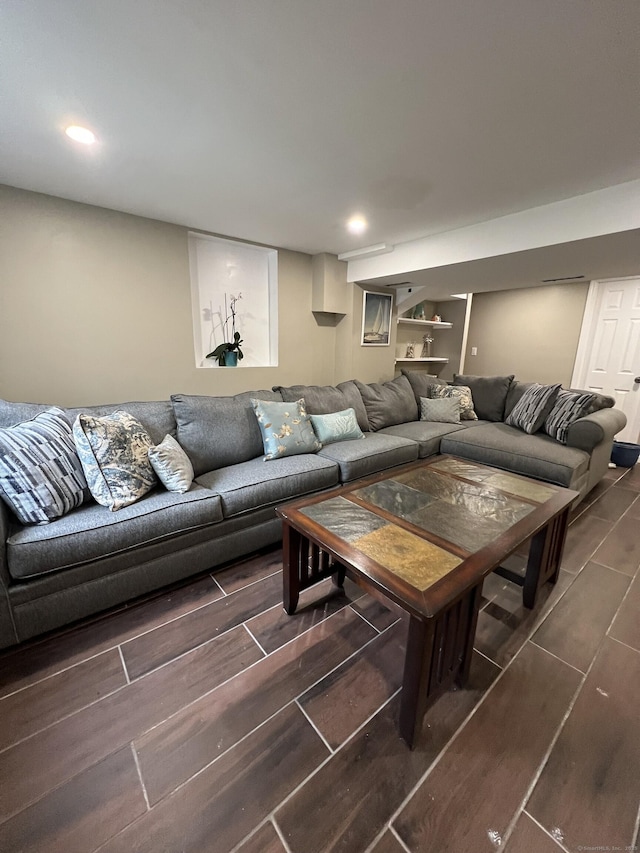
top-left (0, 407), bottom-right (88, 524)
top-left (251, 398), bottom-right (321, 460)
top-left (73, 410), bottom-right (157, 510)
top-left (506, 383), bottom-right (561, 434)
top-left (309, 408), bottom-right (365, 445)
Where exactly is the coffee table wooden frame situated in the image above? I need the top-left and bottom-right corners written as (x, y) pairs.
top-left (277, 456), bottom-right (577, 748)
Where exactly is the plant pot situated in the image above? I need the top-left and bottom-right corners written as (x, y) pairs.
top-left (611, 440), bottom-right (640, 467)
top-left (222, 351), bottom-right (238, 367)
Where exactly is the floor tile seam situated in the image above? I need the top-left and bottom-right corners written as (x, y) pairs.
top-left (210, 572), bottom-right (228, 596)
top-left (294, 698), bottom-right (335, 754)
top-left (271, 818), bottom-right (295, 853)
top-left (521, 809), bottom-right (572, 853)
top-left (504, 629), bottom-right (613, 848)
top-left (348, 604), bottom-right (384, 633)
top-left (241, 623), bottom-right (268, 658)
top-left (528, 639), bottom-right (587, 674)
top-left (0, 675), bottom-right (131, 758)
top-left (384, 629), bottom-right (582, 833)
top-left (0, 644), bottom-right (128, 702)
top-left (130, 743), bottom-right (151, 811)
top-left (214, 567), bottom-right (281, 597)
top-left (363, 822), bottom-right (411, 853)
top-left (268, 690), bottom-right (403, 847)
top-left (227, 818), bottom-right (292, 853)
top-left (632, 801), bottom-right (640, 848)
top-left (605, 634), bottom-right (640, 658)
top-left (584, 558), bottom-right (638, 580)
top-left (117, 645), bottom-right (131, 684)
top-left (119, 574), bottom-right (281, 657)
top-left (389, 824), bottom-right (412, 853)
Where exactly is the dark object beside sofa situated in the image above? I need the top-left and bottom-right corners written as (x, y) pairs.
top-left (0, 373), bottom-right (626, 649)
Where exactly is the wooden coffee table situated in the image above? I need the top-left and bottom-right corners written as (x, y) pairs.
top-left (276, 455), bottom-right (577, 748)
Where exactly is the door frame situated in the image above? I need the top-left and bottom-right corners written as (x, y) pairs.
top-left (571, 275), bottom-right (639, 389)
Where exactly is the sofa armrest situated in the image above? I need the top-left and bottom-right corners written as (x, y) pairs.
top-left (0, 501), bottom-right (18, 647)
top-left (565, 408), bottom-right (627, 453)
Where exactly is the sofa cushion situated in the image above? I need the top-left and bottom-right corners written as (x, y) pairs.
top-left (317, 432), bottom-right (418, 482)
top-left (171, 390), bottom-right (282, 476)
top-left (251, 398), bottom-right (321, 460)
top-left (429, 384), bottom-right (478, 421)
top-left (7, 485), bottom-right (223, 579)
top-left (400, 370), bottom-right (448, 405)
top-left (148, 434), bottom-right (195, 493)
top-left (354, 376), bottom-right (418, 431)
top-left (378, 421), bottom-right (471, 458)
top-left (196, 454), bottom-right (338, 517)
top-left (544, 390), bottom-right (597, 444)
top-left (73, 411), bottom-right (157, 511)
top-left (310, 409), bottom-right (365, 445)
top-left (505, 383), bottom-right (561, 434)
top-left (440, 423), bottom-right (589, 488)
top-left (0, 408), bottom-right (87, 525)
top-left (274, 381), bottom-right (370, 432)
top-left (453, 374), bottom-right (514, 422)
top-left (419, 396), bottom-right (461, 424)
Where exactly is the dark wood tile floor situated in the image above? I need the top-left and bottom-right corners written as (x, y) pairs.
top-left (1, 464), bottom-right (639, 853)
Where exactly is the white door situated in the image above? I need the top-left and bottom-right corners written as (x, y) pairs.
top-left (572, 277), bottom-right (640, 444)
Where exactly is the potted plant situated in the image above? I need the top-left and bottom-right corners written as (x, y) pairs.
top-left (206, 294), bottom-right (244, 366)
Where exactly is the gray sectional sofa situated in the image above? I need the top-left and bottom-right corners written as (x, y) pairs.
top-left (0, 372), bottom-right (626, 649)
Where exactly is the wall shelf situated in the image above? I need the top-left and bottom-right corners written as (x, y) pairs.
top-left (395, 357), bottom-right (449, 363)
top-left (397, 318), bottom-right (452, 329)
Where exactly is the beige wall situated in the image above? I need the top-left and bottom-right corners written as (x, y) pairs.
top-left (464, 283), bottom-right (589, 386)
top-left (0, 185), bottom-right (364, 405)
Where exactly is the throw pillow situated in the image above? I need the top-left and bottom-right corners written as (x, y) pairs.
top-left (310, 408), bottom-right (365, 445)
top-left (73, 411), bottom-right (157, 510)
top-left (0, 407), bottom-right (87, 525)
top-left (354, 376), bottom-right (418, 431)
top-left (419, 396), bottom-right (461, 424)
top-left (400, 370), bottom-right (448, 405)
top-left (544, 390), bottom-right (596, 444)
top-left (420, 397), bottom-right (460, 424)
top-left (505, 383), bottom-right (561, 434)
top-left (428, 384), bottom-right (478, 421)
top-left (251, 398), bottom-right (321, 460)
top-left (452, 374), bottom-right (514, 421)
top-left (148, 434), bottom-right (195, 493)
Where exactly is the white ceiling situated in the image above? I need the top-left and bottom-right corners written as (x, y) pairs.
top-left (1, 0), bottom-right (639, 261)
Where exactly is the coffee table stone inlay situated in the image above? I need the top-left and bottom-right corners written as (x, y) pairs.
top-left (278, 455), bottom-right (577, 747)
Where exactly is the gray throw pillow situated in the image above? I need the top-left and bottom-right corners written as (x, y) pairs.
top-left (419, 396), bottom-right (461, 424)
top-left (0, 407), bottom-right (87, 524)
top-left (544, 390), bottom-right (596, 444)
top-left (400, 369), bottom-right (448, 404)
top-left (148, 434), bottom-right (195, 493)
top-left (274, 381), bottom-right (370, 432)
top-left (453, 374), bottom-right (514, 421)
top-left (429, 384), bottom-right (478, 421)
top-left (73, 411), bottom-right (157, 510)
top-left (505, 383), bottom-right (561, 434)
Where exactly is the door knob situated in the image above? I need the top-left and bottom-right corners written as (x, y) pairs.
top-left (635, 377), bottom-right (640, 384)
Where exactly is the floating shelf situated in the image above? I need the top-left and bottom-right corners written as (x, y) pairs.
top-left (395, 357), bottom-right (449, 363)
top-left (397, 318), bottom-right (452, 329)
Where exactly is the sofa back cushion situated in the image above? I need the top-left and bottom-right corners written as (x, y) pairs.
top-left (274, 381), bottom-right (370, 432)
top-left (453, 374), bottom-right (514, 422)
top-left (354, 375), bottom-right (418, 431)
top-left (171, 390), bottom-right (283, 476)
top-left (400, 370), bottom-right (448, 404)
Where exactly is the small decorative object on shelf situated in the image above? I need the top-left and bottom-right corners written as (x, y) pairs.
top-left (405, 342), bottom-right (416, 358)
top-left (206, 293), bottom-right (244, 366)
top-left (421, 332), bottom-right (434, 358)
top-left (430, 314), bottom-right (442, 323)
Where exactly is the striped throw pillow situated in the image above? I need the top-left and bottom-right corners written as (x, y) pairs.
top-left (544, 390), bottom-right (596, 444)
top-left (505, 383), bottom-right (561, 434)
top-left (0, 407), bottom-right (88, 524)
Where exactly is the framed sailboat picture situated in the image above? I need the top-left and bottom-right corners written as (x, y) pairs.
top-left (361, 290), bottom-right (393, 346)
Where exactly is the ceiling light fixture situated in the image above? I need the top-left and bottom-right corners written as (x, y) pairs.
top-left (346, 215), bottom-right (367, 235)
top-left (65, 125), bottom-right (96, 145)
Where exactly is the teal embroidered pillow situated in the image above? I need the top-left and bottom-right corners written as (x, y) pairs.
top-left (251, 398), bottom-right (321, 460)
top-left (310, 408), bottom-right (365, 445)
top-left (73, 410), bottom-right (157, 510)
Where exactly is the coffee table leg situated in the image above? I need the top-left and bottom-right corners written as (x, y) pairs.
top-left (524, 508), bottom-right (570, 609)
top-left (399, 616), bottom-right (435, 749)
top-left (282, 522), bottom-right (301, 615)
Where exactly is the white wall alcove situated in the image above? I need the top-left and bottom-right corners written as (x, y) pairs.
top-left (189, 232), bottom-right (278, 368)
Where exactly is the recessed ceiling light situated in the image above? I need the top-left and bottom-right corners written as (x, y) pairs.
top-left (347, 216), bottom-right (367, 235)
top-left (65, 125), bottom-right (96, 145)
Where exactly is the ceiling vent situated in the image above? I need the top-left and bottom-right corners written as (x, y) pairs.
top-left (541, 275), bottom-right (585, 283)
